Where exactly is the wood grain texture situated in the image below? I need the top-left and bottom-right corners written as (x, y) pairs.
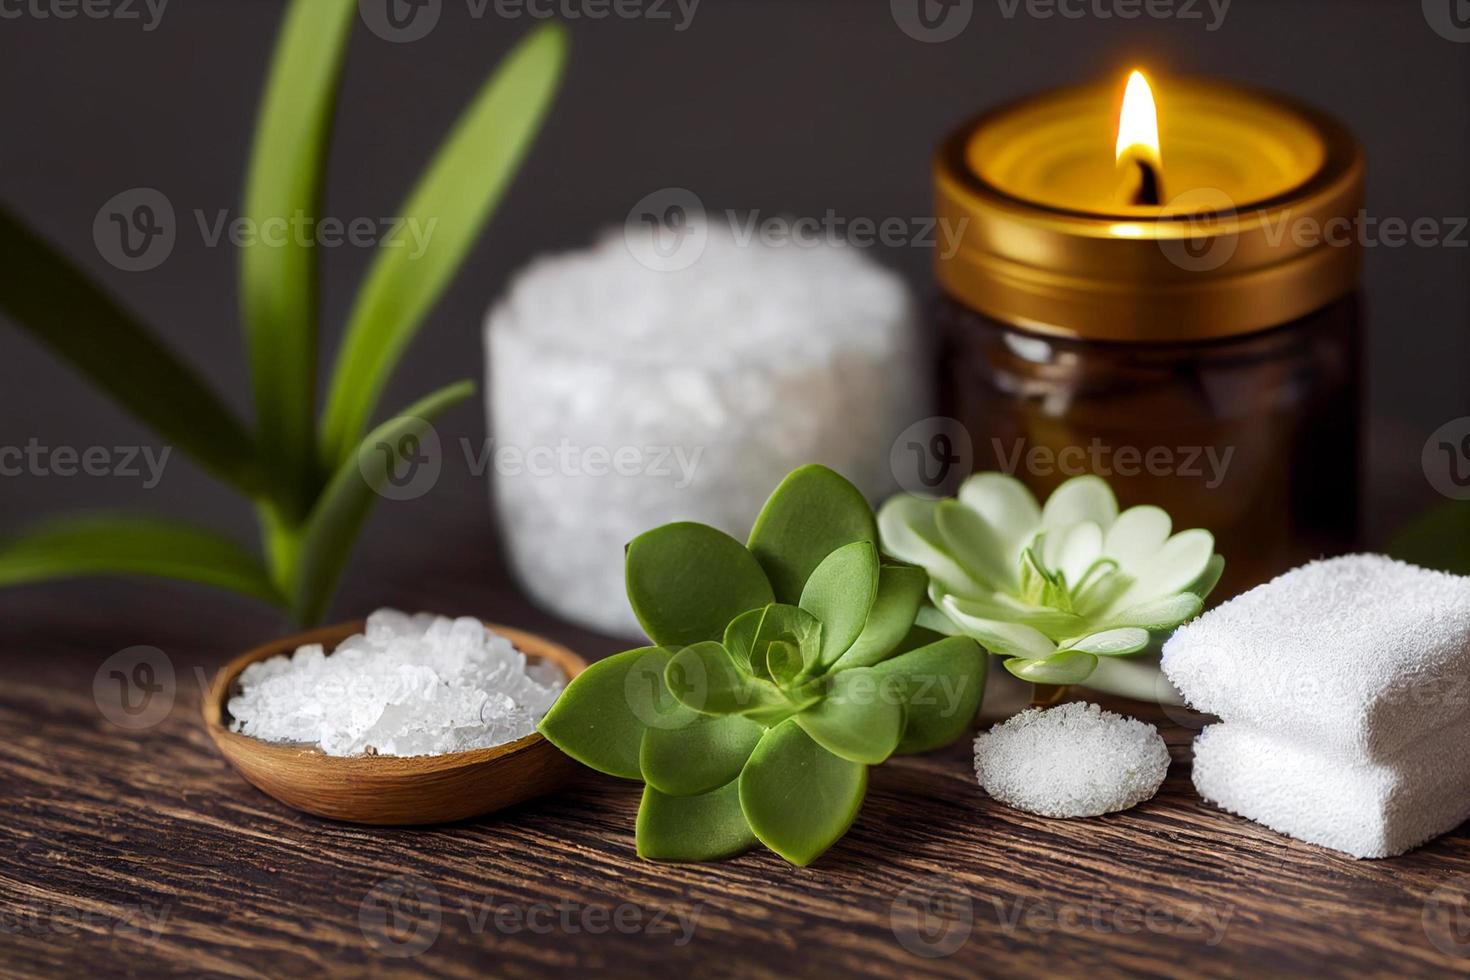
top-left (3, 509), bottom-right (1470, 979)
top-left (203, 621), bottom-right (587, 825)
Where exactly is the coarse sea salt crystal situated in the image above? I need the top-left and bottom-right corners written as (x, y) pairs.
top-left (973, 702), bottom-right (1170, 818)
top-left (485, 222), bottom-right (925, 636)
top-left (227, 609), bottom-right (564, 758)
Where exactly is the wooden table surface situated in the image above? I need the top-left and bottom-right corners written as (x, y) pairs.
top-left (4, 494), bottom-right (1470, 979)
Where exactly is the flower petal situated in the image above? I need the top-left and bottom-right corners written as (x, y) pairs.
top-left (1040, 475), bottom-right (1118, 531)
top-left (877, 495), bottom-right (985, 597)
top-left (1041, 520), bottom-right (1103, 588)
top-left (944, 593), bottom-right (1084, 641)
top-left (935, 500), bottom-right (1016, 592)
top-left (958, 473), bottom-right (1041, 560)
top-left (1103, 505), bottom-right (1172, 567)
top-left (1060, 627), bottom-right (1151, 657)
top-left (940, 595), bottom-right (1057, 658)
top-left (1003, 650), bottom-right (1098, 685)
top-left (1099, 592), bottom-right (1204, 630)
top-left (1110, 529), bottom-right (1215, 609)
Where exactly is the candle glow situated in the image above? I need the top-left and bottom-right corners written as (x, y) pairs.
top-left (1115, 70), bottom-right (1162, 170)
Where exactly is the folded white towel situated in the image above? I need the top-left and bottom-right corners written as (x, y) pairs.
top-left (1162, 555), bottom-right (1470, 760)
top-left (1191, 721), bottom-right (1470, 859)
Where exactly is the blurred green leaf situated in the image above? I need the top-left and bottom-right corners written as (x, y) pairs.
top-left (240, 0), bottom-right (357, 514)
top-left (1389, 501), bottom-right (1470, 575)
top-left (0, 207), bottom-right (259, 494)
top-left (0, 515), bottom-right (279, 604)
top-left (320, 23), bottom-right (568, 466)
top-left (289, 380), bottom-right (473, 623)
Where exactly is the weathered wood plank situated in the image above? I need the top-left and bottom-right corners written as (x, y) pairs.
top-left (4, 566), bottom-right (1470, 979)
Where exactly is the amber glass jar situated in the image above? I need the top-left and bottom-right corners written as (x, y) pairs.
top-left (937, 296), bottom-right (1359, 597)
top-left (934, 77), bottom-right (1365, 597)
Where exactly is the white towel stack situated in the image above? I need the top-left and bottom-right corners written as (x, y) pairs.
top-left (1162, 555), bottom-right (1470, 858)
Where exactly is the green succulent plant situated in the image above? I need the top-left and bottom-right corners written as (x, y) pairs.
top-left (538, 465), bottom-right (986, 866)
top-left (0, 3), bottom-right (565, 624)
top-left (878, 473), bottom-right (1223, 688)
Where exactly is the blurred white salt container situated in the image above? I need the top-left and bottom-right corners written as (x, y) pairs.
top-left (485, 220), bottom-right (926, 637)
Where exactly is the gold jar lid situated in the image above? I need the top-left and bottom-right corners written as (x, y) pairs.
top-left (935, 76), bottom-right (1365, 342)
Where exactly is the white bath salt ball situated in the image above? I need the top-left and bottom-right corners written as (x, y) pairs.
top-left (973, 702), bottom-right (1170, 818)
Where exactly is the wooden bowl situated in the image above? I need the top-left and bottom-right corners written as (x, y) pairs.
top-left (202, 620), bottom-right (587, 825)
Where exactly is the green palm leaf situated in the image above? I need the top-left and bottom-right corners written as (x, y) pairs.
top-left (290, 380), bottom-right (474, 623)
top-left (240, 0), bottom-right (357, 515)
top-left (319, 23), bottom-right (568, 466)
top-left (0, 207), bottom-right (260, 495)
top-left (0, 515), bottom-right (280, 604)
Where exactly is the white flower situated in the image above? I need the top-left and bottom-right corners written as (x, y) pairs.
top-left (878, 473), bottom-right (1223, 685)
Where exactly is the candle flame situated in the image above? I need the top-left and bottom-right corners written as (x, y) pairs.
top-left (1115, 70), bottom-right (1161, 169)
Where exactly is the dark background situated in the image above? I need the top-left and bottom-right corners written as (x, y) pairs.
top-left (1, 0), bottom-right (1466, 626)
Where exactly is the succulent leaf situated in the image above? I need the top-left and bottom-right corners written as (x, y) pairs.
top-left (626, 522), bottom-right (774, 649)
top-left (739, 720), bottom-right (867, 867)
top-left (793, 667), bottom-right (904, 764)
top-left (537, 647), bottom-right (675, 780)
top-left (665, 641), bottom-right (786, 716)
top-left (640, 713), bottom-right (764, 797)
top-left (830, 561), bottom-right (930, 671)
top-left (750, 603), bottom-right (822, 679)
top-left (747, 464), bottom-right (878, 604)
top-left (799, 540), bottom-right (880, 669)
top-left (636, 780), bottom-right (757, 862)
top-left (870, 635), bottom-right (987, 754)
top-left (722, 607), bottom-right (765, 674)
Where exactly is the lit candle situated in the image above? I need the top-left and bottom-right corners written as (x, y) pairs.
top-left (1114, 70), bottom-right (1162, 206)
top-left (932, 71), bottom-right (1365, 596)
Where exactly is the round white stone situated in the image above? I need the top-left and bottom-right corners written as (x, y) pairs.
top-left (973, 702), bottom-right (1170, 818)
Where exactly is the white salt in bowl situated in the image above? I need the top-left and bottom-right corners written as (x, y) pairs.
top-left (485, 223), bottom-right (926, 636)
top-left (203, 620), bottom-right (587, 825)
